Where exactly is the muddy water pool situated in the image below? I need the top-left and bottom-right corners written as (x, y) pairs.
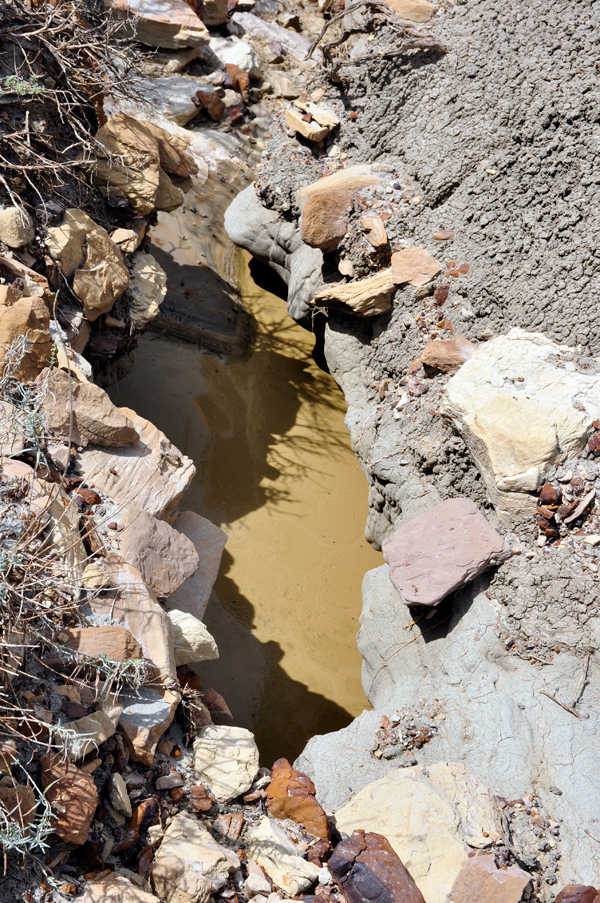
top-left (109, 255), bottom-right (381, 763)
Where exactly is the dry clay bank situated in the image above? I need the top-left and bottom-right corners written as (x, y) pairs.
top-left (0, 0), bottom-right (599, 902)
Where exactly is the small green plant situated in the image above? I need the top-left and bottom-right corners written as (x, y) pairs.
top-left (0, 75), bottom-right (44, 97)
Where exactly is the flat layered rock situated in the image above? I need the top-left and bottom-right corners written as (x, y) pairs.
top-left (119, 508), bottom-right (199, 597)
top-left (312, 269), bottom-right (395, 316)
top-left (81, 875), bottom-right (160, 903)
top-left (119, 686), bottom-right (179, 766)
top-left (165, 512), bottom-right (227, 621)
top-left (449, 852), bottom-right (531, 903)
top-left (382, 497), bottom-right (512, 607)
top-left (104, 0), bottom-right (209, 49)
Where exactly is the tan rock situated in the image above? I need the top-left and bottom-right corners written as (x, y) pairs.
top-left (45, 208), bottom-right (88, 276)
top-left (420, 336), bottom-right (476, 374)
top-left (165, 511), bottom-right (227, 621)
top-left (245, 816), bottom-right (320, 896)
top-left (151, 811), bottom-right (239, 903)
top-left (0, 206), bottom-right (34, 249)
top-left (119, 508), bottom-right (200, 597)
top-left (297, 165), bottom-right (380, 250)
top-left (385, 0), bottom-right (436, 22)
top-left (448, 852), bottom-right (531, 903)
top-left (88, 558), bottom-right (177, 682)
top-left (104, 0), bottom-right (209, 49)
top-left (284, 109), bottom-right (329, 143)
top-left (361, 215), bottom-right (388, 248)
top-left (66, 708), bottom-right (122, 760)
top-left (335, 763), bottom-right (502, 903)
top-left (193, 725), bottom-right (259, 803)
top-left (392, 246), bottom-right (442, 286)
top-left (0, 784), bottom-right (37, 833)
top-left (40, 753), bottom-right (98, 845)
top-left (0, 254), bottom-right (53, 306)
top-left (168, 610), bottom-right (219, 666)
top-left (62, 625), bottom-right (143, 663)
top-left (72, 229), bottom-right (130, 323)
top-left (0, 283), bottom-right (23, 306)
top-left (312, 268), bottom-right (395, 316)
top-left (128, 251), bottom-right (168, 326)
top-left (0, 295), bottom-right (52, 380)
top-left (109, 772), bottom-right (133, 817)
top-left (81, 874), bottom-right (160, 903)
top-left (77, 408), bottom-right (196, 521)
top-left (292, 100), bottom-right (340, 131)
top-left (37, 366), bottom-right (139, 448)
top-left (201, 0), bottom-right (228, 26)
top-left (110, 224), bottom-right (146, 253)
top-left (120, 686), bottom-right (180, 766)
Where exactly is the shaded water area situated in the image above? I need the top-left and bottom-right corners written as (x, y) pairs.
top-left (109, 255), bottom-right (381, 763)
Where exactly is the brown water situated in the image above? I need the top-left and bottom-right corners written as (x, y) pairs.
top-left (109, 255), bottom-right (381, 763)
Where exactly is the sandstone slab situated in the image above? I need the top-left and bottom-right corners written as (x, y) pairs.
top-left (382, 497), bottom-right (512, 607)
top-left (193, 724), bottom-right (259, 802)
top-left (328, 831), bottom-right (425, 903)
top-left (335, 763), bottom-right (501, 903)
top-left (77, 408), bottom-right (196, 521)
top-left (448, 852), bottom-right (531, 903)
top-left (119, 508), bottom-right (199, 597)
top-left (104, 0), bottom-right (209, 49)
top-left (38, 366), bottom-right (139, 448)
top-left (151, 811), bottom-right (238, 902)
top-left (128, 251), bottom-right (168, 326)
top-left (165, 511), bottom-right (227, 621)
top-left (267, 757), bottom-right (329, 840)
top-left (41, 753), bottom-right (98, 845)
top-left (441, 329), bottom-right (600, 518)
top-left (420, 336), bottom-right (475, 374)
top-left (312, 269), bottom-right (395, 316)
top-left (167, 609), bottom-right (219, 666)
top-left (391, 247), bottom-right (441, 286)
top-left (0, 206), bottom-right (34, 248)
top-left (81, 874), bottom-right (160, 903)
top-left (63, 625), bottom-right (143, 663)
top-left (297, 165), bottom-right (380, 251)
top-left (245, 816), bottom-right (320, 896)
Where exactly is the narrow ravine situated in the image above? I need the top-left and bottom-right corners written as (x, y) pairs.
top-left (109, 252), bottom-right (381, 763)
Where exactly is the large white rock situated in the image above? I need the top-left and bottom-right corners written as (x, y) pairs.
top-left (152, 811), bottom-right (239, 903)
top-left (129, 251), bottom-right (168, 326)
top-left (103, 0), bottom-right (209, 50)
top-left (335, 763), bottom-right (500, 903)
top-left (245, 817), bottom-right (320, 896)
top-left (207, 36), bottom-right (261, 78)
top-left (165, 511), bottom-right (227, 621)
top-left (193, 725), bottom-right (259, 802)
top-left (168, 610), bottom-right (219, 666)
top-left (441, 328), bottom-right (600, 519)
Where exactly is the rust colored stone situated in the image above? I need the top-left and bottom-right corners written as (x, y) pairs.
top-left (328, 830), bottom-right (425, 903)
top-left (76, 489), bottom-right (102, 507)
top-left (170, 787), bottom-right (185, 802)
top-left (226, 63), bottom-right (250, 101)
top-left (41, 753), bottom-right (98, 845)
top-left (420, 336), bottom-right (475, 374)
top-left (267, 757), bottom-right (330, 840)
top-left (588, 431), bottom-right (600, 455)
top-left (0, 784), bottom-right (37, 834)
top-left (308, 838), bottom-right (332, 867)
top-left (195, 88), bottom-right (225, 122)
top-left (539, 483), bottom-right (561, 506)
top-left (198, 687), bottom-right (233, 725)
top-left (555, 886), bottom-right (598, 903)
top-left (138, 844), bottom-right (154, 878)
top-left (114, 798), bottom-right (160, 853)
top-left (189, 783), bottom-right (213, 812)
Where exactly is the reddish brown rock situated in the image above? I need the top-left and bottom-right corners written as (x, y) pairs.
top-left (195, 88), bottom-right (226, 121)
top-left (328, 830), bottom-right (425, 903)
top-left (41, 753), bottom-right (98, 845)
top-left (555, 887), bottom-right (599, 903)
top-left (189, 784), bottom-right (214, 812)
top-left (588, 431), bottom-right (600, 455)
top-left (538, 483), bottom-right (561, 506)
top-left (198, 686), bottom-right (233, 725)
top-left (226, 63), bottom-right (250, 101)
top-left (420, 336), bottom-right (475, 374)
top-left (449, 853), bottom-right (531, 903)
top-left (297, 166), bottom-right (380, 251)
top-left (267, 758), bottom-right (330, 840)
top-left (382, 497), bottom-right (513, 607)
top-left (114, 797), bottom-right (161, 853)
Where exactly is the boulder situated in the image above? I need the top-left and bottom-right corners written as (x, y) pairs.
top-left (0, 784), bottom-right (37, 834)
top-left (119, 686), bottom-right (180, 766)
top-left (81, 874), bottom-right (160, 903)
top-left (103, 0), bottom-right (209, 49)
top-left (0, 294), bottom-right (52, 380)
top-left (245, 816), bottom-right (320, 896)
top-left (297, 165), bottom-right (381, 251)
top-left (77, 408), bottom-right (196, 521)
top-left (0, 206), bottom-right (34, 248)
top-left (312, 269), bottom-right (395, 317)
top-left (328, 831), bottom-right (425, 903)
top-left (448, 852), bottom-right (531, 903)
top-left (391, 247), bottom-right (441, 286)
top-left (167, 610), bottom-right (219, 666)
top-left (128, 251), bottom-right (168, 326)
top-left (86, 558), bottom-right (177, 681)
top-left (382, 497), bottom-right (512, 607)
top-left (334, 764), bottom-right (502, 903)
top-left (62, 625), bottom-right (143, 663)
top-left (206, 36), bottom-right (261, 77)
top-left (193, 724), bottom-right (259, 802)
top-left (37, 366), bottom-right (139, 448)
top-left (40, 753), bottom-right (98, 845)
top-left (151, 811), bottom-right (239, 902)
top-left (441, 329), bottom-right (600, 518)
top-left (164, 511), bottom-right (227, 621)
top-left (266, 757), bottom-right (329, 840)
top-left (119, 508), bottom-right (200, 597)
top-left (385, 0), bottom-right (436, 22)
top-left (420, 336), bottom-right (476, 373)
